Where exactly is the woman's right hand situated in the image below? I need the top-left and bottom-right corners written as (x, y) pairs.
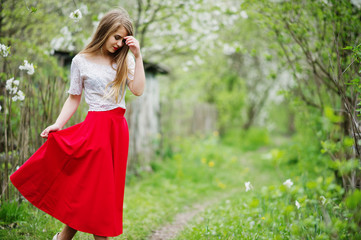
top-left (40, 123), bottom-right (61, 138)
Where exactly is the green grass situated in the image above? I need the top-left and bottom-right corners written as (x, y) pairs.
top-left (174, 182), bottom-right (361, 239)
top-left (0, 132), bottom-right (274, 239)
top-left (1, 131), bottom-right (359, 239)
top-left (174, 135), bottom-right (361, 240)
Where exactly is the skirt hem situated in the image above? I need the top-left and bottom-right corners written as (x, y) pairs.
top-left (9, 107), bottom-right (128, 237)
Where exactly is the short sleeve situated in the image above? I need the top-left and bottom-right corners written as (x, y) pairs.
top-left (67, 57), bottom-right (83, 95)
top-left (126, 54), bottom-right (135, 85)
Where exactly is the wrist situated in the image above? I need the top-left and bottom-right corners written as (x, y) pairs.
top-left (54, 122), bottom-right (62, 130)
top-left (135, 53), bottom-right (142, 60)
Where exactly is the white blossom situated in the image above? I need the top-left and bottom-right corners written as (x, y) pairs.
top-left (190, 44), bottom-right (198, 50)
top-left (319, 0), bottom-right (330, 5)
top-left (194, 55), bottom-right (204, 65)
top-left (240, 10), bottom-right (248, 19)
top-left (10, 86), bottom-right (18, 95)
top-left (50, 26), bottom-right (75, 52)
top-left (78, 4), bottom-right (89, 15)
top-left (136, 0), bottom-right (249, 61)
top-left (223, 43), bottom-right (236, 55)
top-left (245, 181), bottom-right (253, 192)
top-left (19, 60), bottom-right (35, 75)
top-left (6, 78), bottom-right (14, 91)
top-left (0, 43), bottom-right (10, 57)
top-left (69, 9), bottom-right (82, 22)
top-left (6, 77), bottom-right (25, 101)
top-left (12, 90), bottom-right (25, 102)
top-left (283, 179), bottom-right (293, 188)
top-left (185, 60), bottom-right (193, 66)
top-left (320, 196), bottom-right (326, 205)
top-left (295, 200), bottom-right (301, 209)
top-left (6, 78), bottom-right (19, 94)
top-left (16, 90), bottom-right (25, 101)
top-left (351, 0), bottom-right (361, 8)
top-left (229, 6), bottom-right (238, 13)
top-left (0, 105), bottom-right (2, 111)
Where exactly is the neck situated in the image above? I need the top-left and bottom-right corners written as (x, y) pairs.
top-left (100, 47), bottom-right (116, 59)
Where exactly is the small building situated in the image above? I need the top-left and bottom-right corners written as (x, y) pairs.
top-left (126, 60), bottom-right (169, 174)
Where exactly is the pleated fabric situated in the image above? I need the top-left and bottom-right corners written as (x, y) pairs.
top-left (10, 107), bottom-right (129, 237)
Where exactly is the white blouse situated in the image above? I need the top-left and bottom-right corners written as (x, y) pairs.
top-left (67, 53), bottom-right (135, 111)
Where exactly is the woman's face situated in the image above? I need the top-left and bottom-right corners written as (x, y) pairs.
top-left (102, 26), bottom-right (128, 54)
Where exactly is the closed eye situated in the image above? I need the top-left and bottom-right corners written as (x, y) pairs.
top-left (115, 35), bottom-right (127, 44)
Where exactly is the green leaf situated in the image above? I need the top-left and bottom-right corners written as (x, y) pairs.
top-left (345, 189), bottom-right (361, 210)
top-left (30, 7), bottom-right (37, 13)
top-left (343, 137), bottom-right (354, 148)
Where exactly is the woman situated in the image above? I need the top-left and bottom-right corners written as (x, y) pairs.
top-left (10, 7), bottom-right (145, 240)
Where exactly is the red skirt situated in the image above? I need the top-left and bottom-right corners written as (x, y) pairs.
top-left (10, 107), bottom-right (129, 237)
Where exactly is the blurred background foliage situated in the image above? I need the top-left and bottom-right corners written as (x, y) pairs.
top-left (1, 0), bottom-right (361, 239)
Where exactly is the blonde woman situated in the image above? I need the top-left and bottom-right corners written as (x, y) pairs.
top-left (10, 7), bottom-right (145, 240)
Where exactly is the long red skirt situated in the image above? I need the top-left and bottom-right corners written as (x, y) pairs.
top-left (10, 107), bottom-right (129, 237)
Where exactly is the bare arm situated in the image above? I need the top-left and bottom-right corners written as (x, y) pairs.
top-left (124, 35), bottom-right (146, 96)
top-left (40, 94), bottom-right (82, 138)
top-left (127, 54), bottom-right (146, 96)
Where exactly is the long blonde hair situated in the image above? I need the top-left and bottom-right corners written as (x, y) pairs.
top-left (79, 7), bottom-right (134, 104)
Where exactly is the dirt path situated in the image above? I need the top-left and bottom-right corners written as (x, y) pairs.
top-left (147, 189), bottom-right (239, 240)
top-left (147, 141), bottom-right (285, 240)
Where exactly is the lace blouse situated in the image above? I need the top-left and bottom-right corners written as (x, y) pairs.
top-left (67, 53), bottom-right (135, 111)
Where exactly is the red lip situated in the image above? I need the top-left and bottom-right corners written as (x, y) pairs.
top-left (113, 47), bottom-right (118, 50)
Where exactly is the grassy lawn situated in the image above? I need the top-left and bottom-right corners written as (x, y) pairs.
top-left (2, 132), bottom-right (359, 239)
top-left (174, 136), bottom-right (361, 240)
top-left (0, 131), bottom-right (276, 239)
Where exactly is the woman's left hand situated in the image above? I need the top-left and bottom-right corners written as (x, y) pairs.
top-left (124, 36), bottom-right (141, 58)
